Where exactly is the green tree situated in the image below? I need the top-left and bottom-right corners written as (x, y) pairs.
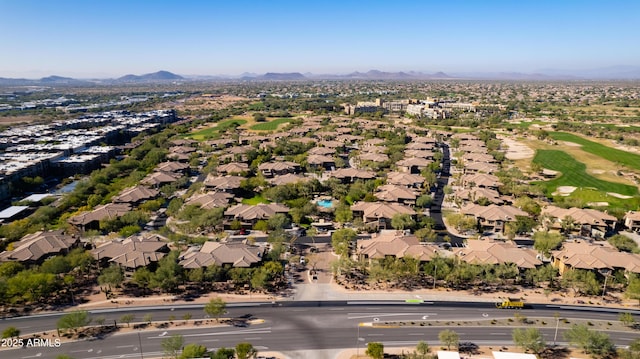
top-left (619, 312), bottom-right (635, 327)
top-left (179, 343), bottom-right (207, 359)
top-left (120, 314), bottom-right (135, 328)
top-left (626, 276), bottom-right (640, 305)
top-left (2, 326), bottom-right (20, 338)
top-left (98, 264), bottom-right (124, 290)
top-left (331, 228), bottom-right (357, 258)
top-left (366, 342), bottom-right (385, 359)
top-left (391, 213), bottom-right (416, 230)
top-left (415, 341), bottom-right (431, 358)
top-left (439, 329), bottom-right (459, 350)
top-left (204, 297), bottom-right (227, 322)
top-left (161, 334), bottom-right (184, 359)
top-left (151, 251), bottom-right (183, 293)
top-left (608, 234), bottom-right (639, 253)
top-left (57, 310), bottom-right (91, 335)
top-left (143, 313), bottom-right (153, 325)
top-left (533, 231), bottom-right (563, 257)
top-left (211, 347), bottom-right (235, 359)
top-left (512, 328), bottom-right (546, 354)
top-left (564, 324), bottom-right (615, 359)
top-left (235, 342), bottom-right (257, 359)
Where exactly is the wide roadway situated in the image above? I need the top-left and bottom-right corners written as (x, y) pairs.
top-left (2, 301), bottom-right (639, 359)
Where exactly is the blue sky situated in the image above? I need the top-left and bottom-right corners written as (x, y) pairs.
top-left (1, 0), bottom-right (639, 78)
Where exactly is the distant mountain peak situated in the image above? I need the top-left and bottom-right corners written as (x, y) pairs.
top-left (116, 70), bottom-right (183, 82)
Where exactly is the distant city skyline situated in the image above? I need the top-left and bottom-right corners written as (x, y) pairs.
top-left (1, 0), bottom-right (639, 78)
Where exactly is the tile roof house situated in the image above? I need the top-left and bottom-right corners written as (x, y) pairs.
top-left (141, 171), bottom-right (181, 188)
top-left (308, 147), bottom-right (335, 156)
top-left (68, 203), bottom-right (132, 231)
top-left (359, 152), bottom-right (389, 163)
top-left (258, 161), bottom-right (301, 177)
top-left (386, 172), bottom-right (425, 188)
top-left (307, 154), bottom-right (335, 170)
top-left (374, 184), bottom-right (419, 205)
top-left (179, 242), bottom-right (264, 269)
top-left (203, 175), bottom-right (244, 192)
top-left (112, 185), bottom-right (159, 205)
top-left (92, 234), bottom-right (169, 270)
top-left (224, 203), bottom-right (290, 226)
top-left (351, 201), bottom-right (416, 230)
top-left (461, 204), bottom-right (528, 233)
top-left (462, 153), bottom-right (496, 163)
top-left (455, 187), bottom-right (504, 205)
top-left (0, 230), bottom-right (80, 264)
top-left (155, 161), bottom-right (190, 174)
top-left (268, 173), bottom-right (310, 186)
top-left (541, 206), bottom-right (618, 238)
top-left (357, 231), bottom-right (439, 262)
top-left (454, 239), bottom-right (542, 269)
top-left (185, 191), bottom-right (234, 209)
top-left (461, 173), bottom-right (502, 189)
top-left (552, 240), bottom-right (640, 275)
top-left (397, 157), bottom-right (432, 174)
top-left (464, 162), bottom-right (499, 174)
top-left (217, 162), bottom-right (249, 175)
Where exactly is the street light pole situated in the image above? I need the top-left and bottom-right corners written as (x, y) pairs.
top-left (601, 273), bottom-right (609, 301)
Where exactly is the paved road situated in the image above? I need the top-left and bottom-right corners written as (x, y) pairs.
top-left (3, 301), bottom-right (639, 359)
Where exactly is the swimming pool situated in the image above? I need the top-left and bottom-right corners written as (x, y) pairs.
top-left (317, 199), bottom-right (334, 208)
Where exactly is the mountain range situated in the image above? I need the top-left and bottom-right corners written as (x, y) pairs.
top-left (2, 66), bottom-right (640, 86)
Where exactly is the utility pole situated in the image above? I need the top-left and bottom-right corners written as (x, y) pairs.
top-left (138, 330), bottom-right (144, 359)
top-left (553, 312), bottom-right (560, 346)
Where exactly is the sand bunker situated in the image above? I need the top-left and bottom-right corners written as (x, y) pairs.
top-left (552, 186), bottom-right (577, 196)
top-left (607, 192), bottom-right (634, 199)
top-left (500, 137), bottom-right (535, 160)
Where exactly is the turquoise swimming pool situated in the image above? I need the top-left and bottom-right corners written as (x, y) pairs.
top-left (317, 199), bottom-right (334, 208)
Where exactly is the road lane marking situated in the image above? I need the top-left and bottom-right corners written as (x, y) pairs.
top-left (408, 333), bottom-right (424, 336)
top-left (348, 313), bottom-right (436, 319)
top-left (490, 333), bottom-right (506, 335)
top-left (367, 334), bottom-right (384, 336)
top-left (244, 337), bottom-right (262, 340)
top-left (116, 345), bottom-right (134, 348)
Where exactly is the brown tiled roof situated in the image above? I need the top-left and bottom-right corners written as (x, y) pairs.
top-left (224, 203), bottom-right (290, 221)
top-left (308, 147), bottom-right (335, 156)
top-left (553, 240), bottom-right (640, 273)
top-left (461, 204), bottom-right (528, 222)
top-left (351, 201), bottom-right (416, 219)
top-left (203, 175), bottom-right (244, 190)
top-left (155, 161), bottom-right (189, 173)
top-left (454, 239), bottom-right (542, 269)
top-left (92, 234), bottom-right (169, 269)
top-left (68, 203), bottom-right (132, 226)
top-left (397, 157), bottom-right (432, 167)
top-left (359, 152), bottom-right (389, 163)
top-left (112, 185), bottom-right (159, 204)
top-left (329, 168), bottom-right (376, 180)
top-left (455, 188), bottom-right (503, 204)
top-left (386, 172), bottom-right (425, 187)
top-left (217, 162), bottom-right (249, 174)
top-left (179, 242), bottom-right (263, 268)
top-left (542, 206), bottom-right (617, 226)
top-left (0, 230), bottom-right (79, 263)
top-left (268, 173), bottom-right (310, 186)
top-left (357, 231), bottom-right (438, 261)
top-left (461, 173), bottom-right (502, 188)
top-left (258, 161), bottom-right (300, 172)
top-left (185, 192), bottom-right (233, 209)
top-left (141, 171), bottom-right (181, 186)
top-left (375, 184), bottom-right (418, 202)
top-left (307, 154), bottom-right (335, 165)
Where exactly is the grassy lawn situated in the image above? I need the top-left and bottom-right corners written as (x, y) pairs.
top-left (532, 149), bottom-right (638, 197)
top-left (241, 195), bottom-right (270, 205)
top-left (186, 119), bottom-right (247, 140)
top-left (550, 132), bottom-right (640, 171)
top-left (250, 117), bottom-right (293, 131)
